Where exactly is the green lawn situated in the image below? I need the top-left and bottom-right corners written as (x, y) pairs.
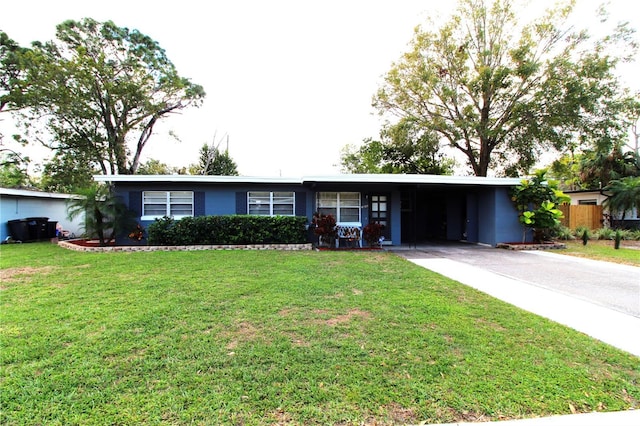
top-left (1, 243), bottom-right (639, 425)
top-left (557, 240), bottom-right (640, 266)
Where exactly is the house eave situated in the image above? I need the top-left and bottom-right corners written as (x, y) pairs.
top-left (93, 175), bottom-right (303, 185)
top-left (93, 174), bottom-right (523, 187)
top-left (0, 187), bottom-right (81, 200)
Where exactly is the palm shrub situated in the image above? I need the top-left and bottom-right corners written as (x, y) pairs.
top-left (66, 184), bottom-right (136, 246)
top-left (594, 227), bottom-right (616, 240)
top-left (604, 177), bottom-right (640, 228)
top-left (552, 225), bottom-right (575, 240)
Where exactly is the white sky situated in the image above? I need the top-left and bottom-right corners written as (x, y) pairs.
top-left (1, 0), bottom-right (638, 177)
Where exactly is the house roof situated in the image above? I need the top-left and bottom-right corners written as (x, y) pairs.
top-left (93, 175), bottom-right (302, 184)
top-left (0, 187), bottom-right (81, 200)
top-left (93, 174), bottom-right (523, 187)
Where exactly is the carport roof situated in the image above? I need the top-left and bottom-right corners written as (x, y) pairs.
top-left (0, 187), bottom-right (81, 199)
top-left (94, 173), bottom-right (523, 187)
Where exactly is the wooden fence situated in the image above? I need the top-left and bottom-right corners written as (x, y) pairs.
top-left (558, 205), bottom-right (603, 230)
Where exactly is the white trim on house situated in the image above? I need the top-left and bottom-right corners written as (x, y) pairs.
top-left (564, 190), bottom-right (608, 206)
top-left (0, 187), bottom-right (82, 200)
top-left (94, 175), bottom-right (303, 184)
top-left (93, 174), bottom-right (523, 186)
top-left (302, 174), bottom-right (523, 186)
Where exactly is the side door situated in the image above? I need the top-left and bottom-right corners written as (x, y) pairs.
top-left (369, 193), bottom-right (391, 242)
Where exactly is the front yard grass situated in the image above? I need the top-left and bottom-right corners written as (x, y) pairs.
top-left (558, 240), bottom-right (640, 266)
top-left (1, 243), bottom-right (639, 425)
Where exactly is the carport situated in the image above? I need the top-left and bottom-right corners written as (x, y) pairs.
top-left (303, 174), bottom-right (524, 247)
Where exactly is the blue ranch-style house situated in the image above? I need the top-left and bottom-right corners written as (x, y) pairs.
top-left (94, 174), bottom-right (526, 247)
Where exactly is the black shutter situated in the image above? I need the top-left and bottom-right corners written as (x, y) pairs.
top-left (129, 191), bottom-right (142, 217)
top-left (236, 192), bottom-right (247, 214)
top-left (194, 192), bottom-right (205, 216)
top-left (295, 192), bottom-right (306, 216)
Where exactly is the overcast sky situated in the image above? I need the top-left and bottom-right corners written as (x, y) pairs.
top-left (1, 0), bottom-right (638, 177)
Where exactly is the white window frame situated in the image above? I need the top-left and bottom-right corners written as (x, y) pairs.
top-left (141, 191), bottom-right (194, 220)
top-left (316, 192), bottom-right (361, 223)
top-left (248, 191), bottom-right (295, 216)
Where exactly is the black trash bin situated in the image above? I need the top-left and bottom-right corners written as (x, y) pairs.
top-left (47, 221), bottom-right (59, 238)
top-left (26, 217), bottom-right (49, 241)
top-left (7, 219), bottom-right (30, 242)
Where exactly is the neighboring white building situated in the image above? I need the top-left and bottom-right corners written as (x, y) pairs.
top-left (565, 189), bottom-right (639, 228)
top-left (564, 190), bottom-right (608, 206)
top-left (0, 188), bottom-right (84, 242)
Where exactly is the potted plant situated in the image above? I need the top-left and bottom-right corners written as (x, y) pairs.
top-left (311, 212), bottom-right (337, 248)
top-left (363, 222), bottom-right (384, 247)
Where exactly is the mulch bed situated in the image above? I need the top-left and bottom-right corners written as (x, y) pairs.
top-left (65, 239), bottom-right (116, 247)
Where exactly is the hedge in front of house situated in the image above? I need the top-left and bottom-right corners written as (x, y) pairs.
top-left (147, 215), bottom-right (308, 246)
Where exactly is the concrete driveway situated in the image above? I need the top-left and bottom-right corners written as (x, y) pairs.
top-left (388, 242), bottom-right (640, 357)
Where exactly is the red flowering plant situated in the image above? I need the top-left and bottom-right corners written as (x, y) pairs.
top-left (311, 212), bottom-right (337, 247)
top-left (128, 224), bottom-right (145, 241)
top-left (363, 221), bottom-right (384, 247)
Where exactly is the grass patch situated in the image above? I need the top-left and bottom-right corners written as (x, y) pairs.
top-left (1, 243), bottom-right (639, 425)
top-left (558, 240), bottom-right (640, 266)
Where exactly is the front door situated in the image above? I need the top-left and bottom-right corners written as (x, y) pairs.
top-left (369, 193), bottom-right (391, 243)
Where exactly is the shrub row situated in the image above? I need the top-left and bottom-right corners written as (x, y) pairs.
top-left (147, 215), bottom-right (308, 246)
top-left (553, 226), bottom-right (640, 241)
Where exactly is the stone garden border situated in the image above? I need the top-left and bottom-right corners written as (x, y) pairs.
top-left (58, 240), bottom-right (313, 253)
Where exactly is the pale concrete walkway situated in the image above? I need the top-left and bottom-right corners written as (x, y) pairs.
top-left (389, 244), bottom-right (640, 426)
top-left (406, 256), bottom-right (640, 356)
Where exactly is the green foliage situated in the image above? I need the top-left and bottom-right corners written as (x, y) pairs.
top-left (136, 159), bottom-right (181, 175)
top-left (511, 169), bottom-right (570, 242)
top-left (551, 225), bottom-right (575, 241)
top-left (13, 18), bottom-right (205, 175)
top-left (594, 227), bottom-right (616, 240)
top-left (614, 230), bottom-right (622, 249)
top-left (340, 139), bottom-right (387, 173)
top-left (0, 31), bottom-right (29, 113)
top-left (340, 119), bottom-right (455, 175)
top-left (603, 176), bottom-right (640, 224)
top-left (0, 151), bottom-right (30, 188)
top-left (192, 142), bottom-right (239, 176)
top-left (66, 184), bottom-right (137, 246)
top-left (39, 150), bottom-right (97, 193)
top-left (373, 0), bottom-right (636, 176)
top-left (147, 215), bottom-right (307, 245)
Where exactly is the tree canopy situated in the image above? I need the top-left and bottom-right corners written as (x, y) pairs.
top-left (373, 0), bottom-right (638, 177)
top-left (340, 119), bottom-right (455, 174)
top-left (10, 18), bottom-right (205, 175)
top-left (190, 138), bottom-right (239, 176)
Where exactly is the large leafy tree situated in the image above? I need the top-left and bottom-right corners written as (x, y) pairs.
top-left (0, 31), bottom-right (28, 114)
top-left (39, 150), bottom-right (98, 193)
top-left (550, 104), bottom-right (640, 190)
top-left (136, 158), bottom-right (183, 175)
top-left (340, 119), bottom-right (455, 174)
top-left (373, 0), bottom-right (637, 177)
top-left (191, 139), bottom-right (239, 176)
top-left (13, 18), bottom-right (205, 175)
top-left (1, 31), bottom-right (31, 176)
